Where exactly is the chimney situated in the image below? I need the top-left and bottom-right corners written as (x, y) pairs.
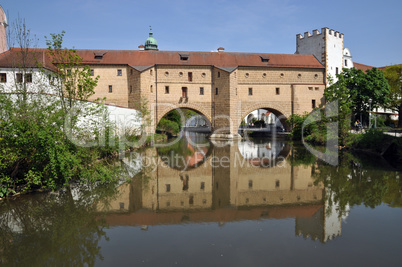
top-left (217, 47), bottom-right (225, 52)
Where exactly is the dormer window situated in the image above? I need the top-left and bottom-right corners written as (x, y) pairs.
top-left (94, 52), bottom-right (106, 60)
top-left (179, 53), bottom-right (189, 61)
top-left (260, 55), bottom-right (269, 62)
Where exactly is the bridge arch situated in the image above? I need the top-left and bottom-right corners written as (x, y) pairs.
top-left (240, 102), bottom-right (290, 130)
top-left (156, 103), bottom-right (212, 130)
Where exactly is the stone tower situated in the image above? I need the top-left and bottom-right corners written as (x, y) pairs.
top-left (0, 5), bottom-right (7, 54)
top-left (296, 27), bottom-right (344, 84)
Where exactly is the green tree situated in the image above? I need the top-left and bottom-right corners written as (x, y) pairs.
top-left (338, 67), bottom-right (390, 123)
top-left (324, 74), bottom-right (352, 145)
top-left (383, 64), bottom-right (402, 128)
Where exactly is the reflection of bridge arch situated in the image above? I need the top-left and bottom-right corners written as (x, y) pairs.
top-left (156, 104), bottom-right (212, 129)
top-left (236, 141), bottom-right (291, 168)
top-left (157, 133), bottom-right (214, 172)
top-left (240, 102), bottom-right (290, 130)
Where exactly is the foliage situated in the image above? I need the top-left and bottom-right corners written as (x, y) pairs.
top-left (287, 111), bottom-right (328, 145)
top-left (383, 64), bottom-right (402, 127)
top-left (0, 29), bottom-right (129, 197)
top-left (157, 118), bottom-right (180, 136)
top-left (324, 74), bottom-right (353, 145)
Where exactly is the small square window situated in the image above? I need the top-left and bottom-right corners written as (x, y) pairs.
top-left (200, 182), bottom-right (205, 190)
top-left (276, 88), bottom-right (280, 95)
top-left (25, 73), bottom-right (32, 83)
top-left (16, 73), bottom-right (23, 83)
top-left (200, 87), bottom-right (204, 95)
top-left (165, 86), bottom-right (169, 94)
top-left (108, 85), bottom-right (113, 93)
top-left (315, 87), bottom-right (319, 91)
top-left (308, 87), bottom-right (313, 90)
top-left (248, 180), bottom-right (253, 189)
top-left (0, 73), bottom-right (6, 82)
top-left (166, 184), bottom-right (171, 192)
top-left (275, 180), bottom-right (280, 188)
top-left (248, 88), bottom-right (253, 95)
top-left (117, 69), bottom-right (122, 76)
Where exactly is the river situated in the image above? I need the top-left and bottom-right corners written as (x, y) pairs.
top-left (0, 133), bottom-right (401, 266)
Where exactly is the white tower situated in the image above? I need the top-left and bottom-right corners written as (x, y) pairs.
top-left (296, 27), bottom-right (344, 84)
top-left (0, 5), bottom-right (7, 54)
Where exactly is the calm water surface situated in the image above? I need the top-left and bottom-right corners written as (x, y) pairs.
top-left (1, 133), bottom-right (401, 266)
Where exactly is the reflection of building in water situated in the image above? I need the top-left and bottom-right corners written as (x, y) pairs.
top-left (295, 191), bottom-right (348, 243)
top-left (98, 142), bottom-right (346, 242)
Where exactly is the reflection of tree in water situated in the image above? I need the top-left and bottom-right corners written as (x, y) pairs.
top-left (0, 183), bottom-right (120, 266)
top-left (289, 144), bottom-right (402, 216)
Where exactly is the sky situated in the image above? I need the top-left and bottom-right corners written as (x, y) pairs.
top-left (1, 0), bottom-right (401, 67)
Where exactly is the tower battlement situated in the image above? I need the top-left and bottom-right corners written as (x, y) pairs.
top-left (296, 27), bottom-right (344, 39)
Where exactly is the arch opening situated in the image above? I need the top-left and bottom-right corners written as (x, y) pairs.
top-left (239, 107), bottom-right (289, 136)
top-left (156, 107), bottom-right (212, 137)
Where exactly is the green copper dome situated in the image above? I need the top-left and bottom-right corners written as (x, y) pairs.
top-left (145, 28), bottom-right (158, 50)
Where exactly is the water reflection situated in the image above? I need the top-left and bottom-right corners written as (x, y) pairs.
top-left (99, 135), bottom-right (351, 243)
top-left (1, 136), bottom-right (401, 266)
top-left (0, 183), bottom-right (120, 266)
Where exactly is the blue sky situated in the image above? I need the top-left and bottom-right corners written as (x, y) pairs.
top-left (1, 0), bottom-right (401, 67)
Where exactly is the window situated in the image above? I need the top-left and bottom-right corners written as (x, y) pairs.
top-left (248, 88), bottom-right (253, 95)
top-left (16, 73), bottom-right (23, 83)
top-left (179, 53), bottom-right (189, 61)
top-left (298, 73), bottom-right (302, 78)
top-left (315, 87), bottom-right (319, 91)
top-left (276, 87), bottom-right (280, 95)
top-left (117, 69), bottom-right (122, 76)
top-left (130, 85), bottom-right (133, 94)
top-left (131, 69), bottom-right (133, 75)
top-left (108, 85), bottom-right (113, 93)
top-left (90, 69), bottom-right (94, 76)
top-left (260, 55), bottom-right (269, 62)
top-left (215, 88), bottom-right (218, 95)
top-left (312, 99), bottom-right (316, 109)
top-left (200, 87), bottom-right (204, 95)
top-left (25, 73), bottom-right (32, 83)
top-left (275, 180), bottom-right (280, 188)
top-left (179, 72), bottom-right (183, 77)
top-left (336, 67), bottom-right (339, 75)
top-left (182, 87), bottom-right (187, 97)
top-left (308, 87), bottom-right (313, 90)
top-left (345, 60), bottom-right (348, 67)
top-left (150, 69), bottom-right (153, 76)
top-left (0, 73), bottom-right (6, 82)
top-left (200, 182), bottom-right (205, 190)
top-left (166, 184), bottom-right (171, 192)
top-left (165, 86), bottom-right (169, 94)
top-left (188, 72), bottom-right (193, 82)
top-left (150, 85), bottom-right (153, 93)
top-left (119, 202), bottom-right (125, 210)
top-left (217, 72), bottom-right (220, 78)
top-left (248, 180), bottom-right (253, 189)
top-left (189, 195), bottom-right (194, 205)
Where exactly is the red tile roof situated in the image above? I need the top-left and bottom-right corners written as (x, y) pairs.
top-left (0, 47), bottom-right (57, 71)
top-left (75, 49), bottom-right (325, 69)
top-left (0, 48), bottom-right (325, 71)
top-left (353, 62), bottom-right (374, 72)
